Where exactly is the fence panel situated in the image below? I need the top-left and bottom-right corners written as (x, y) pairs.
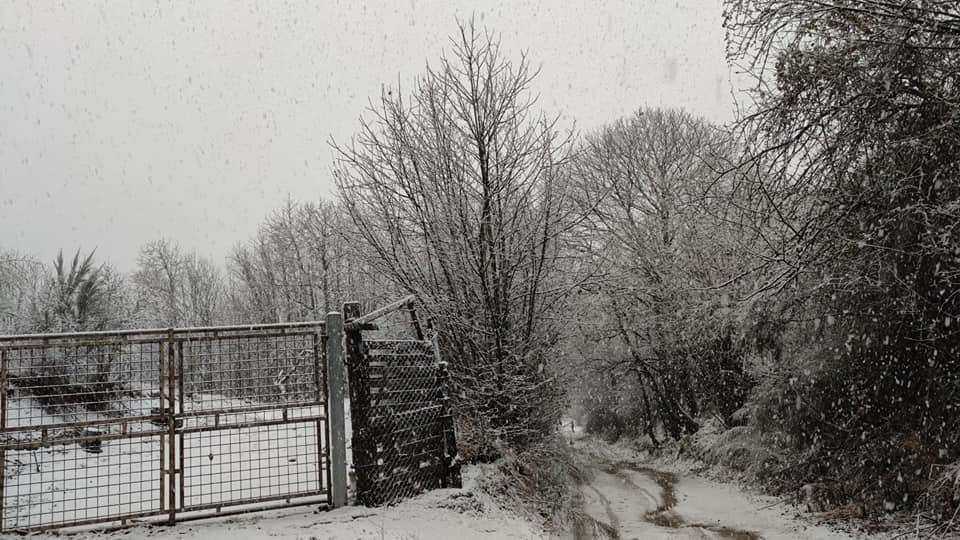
top-left (0, 331), bottom-right (171, 532)
top-left (174, 326), bottom-right (329, 513)
top-left (0, 322), bottom-right (334, 533)
top-left (347, 335), bottom-right (461, 506)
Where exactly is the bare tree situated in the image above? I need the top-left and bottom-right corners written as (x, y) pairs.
top-left (133, 239), bottom-right (184, 326)
top-left (571, 108), bottom-right (752, 439)
top-left (0, 249), bottom-right (44, 333)
top-left (227, 198), bottom-right (380, 324)
top-left (333, 21), bottom-right (574, 455)
top-left (133, 239), bottom-right (225, 326)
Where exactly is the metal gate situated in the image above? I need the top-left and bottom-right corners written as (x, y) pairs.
top-left (0, 320), bottom-right (347, 533)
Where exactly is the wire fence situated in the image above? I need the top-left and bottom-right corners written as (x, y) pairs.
top-left (2, 298), bottom-right (459, 529)
top-left (348, 338), bottom-right (460, 506)
top-left (0, 322), bottom-right (331, 533)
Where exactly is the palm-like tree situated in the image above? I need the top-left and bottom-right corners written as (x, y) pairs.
top-left (39, 249), bottom-right (106, 332)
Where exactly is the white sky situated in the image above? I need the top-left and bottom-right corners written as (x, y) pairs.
top-left (0, 0), bottom-right (735, 271)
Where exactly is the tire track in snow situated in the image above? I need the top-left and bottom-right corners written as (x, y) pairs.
top-left (577, 452), bottom-right (760, 538)
top-left (584, 483), bottom-right (620, 532)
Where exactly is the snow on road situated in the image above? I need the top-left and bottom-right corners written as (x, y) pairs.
top-left (569, 429), bottom-right (863, 539)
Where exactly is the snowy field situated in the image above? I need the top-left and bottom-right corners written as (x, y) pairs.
top-left (2, 391), bottom-right (329, 531)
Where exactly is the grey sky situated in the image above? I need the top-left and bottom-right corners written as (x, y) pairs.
top-left (1, 0), bottom-right (735, 271)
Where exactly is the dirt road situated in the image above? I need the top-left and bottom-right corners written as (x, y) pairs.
top-left (570, 435), bottom-right (860, 540)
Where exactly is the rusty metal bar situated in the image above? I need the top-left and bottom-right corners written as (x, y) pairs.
top-left (1, 349), bottom-right (7, 531)
top-left (177, 339), bottom-right (185, 519)
top-left (313, 332), bottom-right (322, 404)
top-left (0, 336), bottom-right (172, 352)
top-left (2, 509), bottom-right (173, 534)
top-left (0, 320), bottom-right (326, 343)
top-left (0, 429), bottom-right (166, 451)
top-left (168, 330), bottom-right (177, 525)
top-left (0, 329), bottom-right (170, 343)
top-left (344, 295), bottom-right (415, 330)
top-left (175, 402), bottom-right (325, 420)
top-left (159, 340), bottom-right (167, 514)
top-left (179, 491), bottom-right (327, 513)
top-left (0, 414), bottom-right (167, 434)
top-left (176, 415), bottom-right (324, 436)
top-left (165, 330), bottom-right (317, 344)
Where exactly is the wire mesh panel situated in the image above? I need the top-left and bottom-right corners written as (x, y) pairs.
top-left (180, 419), bottom-right (325, 510)
top-left (349, 339), bottom-right (460, 506)
top-left (2, 338), bottom-right (165, 431)
top-left (178, 331), bottom-right (321, 414)
top-left (1, 432), bottom-right (164, 531)
top-left (175, 326), bottom-right (328, 513)
top-left (0, 330), bottom-right (171, 533)
top-left (0, 322), bottom-right (332, 533)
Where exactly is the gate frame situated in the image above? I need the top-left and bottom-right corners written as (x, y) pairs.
top-left (0, 317), bottom-right (349, 533)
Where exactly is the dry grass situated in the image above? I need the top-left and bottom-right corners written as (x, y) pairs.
top-left (478, 436), bottom-right (588, 534)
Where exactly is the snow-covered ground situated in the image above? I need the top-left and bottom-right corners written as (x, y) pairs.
top-left (19, 466), bottom-right (545, 540)
top-left (5, 397), bottom-right (888, 539)
top-left (2, 392), bottom-right (328, 531)
top-left (568, 426), bottom-right (870, 539)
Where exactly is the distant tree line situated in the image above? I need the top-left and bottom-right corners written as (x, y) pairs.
top-left (0, 200), bottom-right (386, 336)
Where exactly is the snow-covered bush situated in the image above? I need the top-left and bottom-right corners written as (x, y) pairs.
top-left (584, 406), bottom-right (626, 443)
top-left (724, 0), bottom-right (960, 520)
top-left (480, 436), bottom-right (587, 532)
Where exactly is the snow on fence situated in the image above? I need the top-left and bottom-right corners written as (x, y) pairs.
top-left (344, 301), bottom-right (461, 506)
top-left (0, 321), bottom-right (345, 533)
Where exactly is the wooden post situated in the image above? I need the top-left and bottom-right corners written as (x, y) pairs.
top-left (324, 312), bottom-right (348, 508)
top-left (433, 336), bottom-right (461, 488)
top-left (408, 303), bottom-right (424, 341)
top-left (343, 302), bottom-right (371, 505)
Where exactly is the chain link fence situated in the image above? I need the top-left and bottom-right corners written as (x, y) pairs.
top-left (347, 335), bottom-right (460, 506)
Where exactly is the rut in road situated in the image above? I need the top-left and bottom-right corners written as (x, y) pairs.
top-left (574, 458), bottom-right (761, 540)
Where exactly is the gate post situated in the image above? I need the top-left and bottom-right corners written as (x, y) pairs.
top-left (342, 302), bottom-right (372, 505)
top-left (325, 312), bottom-right (348, 508)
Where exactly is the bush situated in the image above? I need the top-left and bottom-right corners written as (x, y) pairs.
top-left (480, 437), bottom-right (588, 532)
top-left (923, 462), bottom-right (960, 522)
top-left (14, 372), bottom-right (121, 414)
top-left (584, 407), bottom-right (626, 443)
top-left (749, 317), bottom-right (960, 516)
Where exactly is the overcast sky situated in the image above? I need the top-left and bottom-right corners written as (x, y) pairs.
top-left (1, 0), bottom-right (735, 271)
